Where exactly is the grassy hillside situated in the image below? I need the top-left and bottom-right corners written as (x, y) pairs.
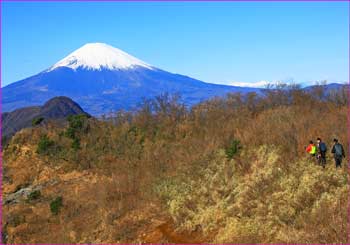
top-left (2, 85), bottom-right (349, 243)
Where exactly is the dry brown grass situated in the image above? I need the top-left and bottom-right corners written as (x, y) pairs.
top-left (2, 85), bottom-right (349, 243)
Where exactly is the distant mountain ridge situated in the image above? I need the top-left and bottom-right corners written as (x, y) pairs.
top-left (3, 43), bottom-right (347, 115)
top-left (2, 43), bottom-right (261, 115)
top-left (2, 96), bottom-right (89, 140)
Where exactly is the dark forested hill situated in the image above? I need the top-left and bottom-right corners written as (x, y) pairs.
top-left (2, 96), bottom-right (89, 140)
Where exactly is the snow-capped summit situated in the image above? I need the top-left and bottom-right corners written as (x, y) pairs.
top-left (49, 43), bottom-right (153, 71)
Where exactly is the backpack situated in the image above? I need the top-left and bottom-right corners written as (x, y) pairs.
top-left (310, 145), bottom-right (316, 154)
top-left (319, 142), bottom-right (327, 152)
top-left (334, 144), bottom-right (343, 157)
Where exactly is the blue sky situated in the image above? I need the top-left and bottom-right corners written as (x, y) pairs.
top-left (2, 1), bottom-right (349, 86)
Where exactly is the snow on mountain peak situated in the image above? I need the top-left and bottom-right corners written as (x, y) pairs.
top-left (49, 43), bottom-right (153, 71)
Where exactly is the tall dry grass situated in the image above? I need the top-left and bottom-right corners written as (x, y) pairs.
top-left (4, 84), bottom-right (349, 243)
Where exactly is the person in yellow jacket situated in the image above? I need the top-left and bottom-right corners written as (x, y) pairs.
top-left (306, 140), bottom-right (317, 157)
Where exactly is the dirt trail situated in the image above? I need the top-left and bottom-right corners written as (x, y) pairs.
top-left (141, 219), bottom-right (208, 244)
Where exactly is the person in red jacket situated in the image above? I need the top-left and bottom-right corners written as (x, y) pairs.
top-left (306, 140), bottom-right (317, 157)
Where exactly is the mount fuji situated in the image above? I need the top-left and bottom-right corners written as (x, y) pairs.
top-left (3, 43), bottom-right (260, 115)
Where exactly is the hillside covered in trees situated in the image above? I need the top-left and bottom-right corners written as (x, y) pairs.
top-left (2, 84), bottom-right (349, 243)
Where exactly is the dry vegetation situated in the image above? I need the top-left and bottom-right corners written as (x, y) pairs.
top-left (2, 84), bottom-right (349, 243)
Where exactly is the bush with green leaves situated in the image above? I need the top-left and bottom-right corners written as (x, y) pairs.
top-left (66, 114), bottom-right (88, 135)
top-left (225, 139), bottom-right (241, 159)
top-left (27, 190), bottom-right (41, 201)
top-left (50, 196), bottom-right (63, 215)
top-left (36, 135), bottom-right (55, 155)
top-left (65, 127), bottom-right (76, 139)
top-left (32, 117), bottom-right (44, 126)
top-left (65, 114), bottom-right (88, 150)
top-left (71, 137), bottom-right (81, 151)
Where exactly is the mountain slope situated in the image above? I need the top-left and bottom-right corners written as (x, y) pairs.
top-left (2, 96), bottom-right (89, 140)
top-left (2, 89), bottom-right (348, 244)
top-left (2, 43), bottom-right (260, 115)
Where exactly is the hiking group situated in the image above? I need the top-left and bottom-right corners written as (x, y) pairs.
top-left (306, 138), bottom-right (346, 168)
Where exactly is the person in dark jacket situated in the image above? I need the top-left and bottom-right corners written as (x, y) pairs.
top-left (316, 137), bottom-right (327, 168)
top-left (331, 138), bottom-right (345, 168)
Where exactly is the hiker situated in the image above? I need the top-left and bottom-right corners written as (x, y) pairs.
top-left (316, 137), bottom-right (327, 168)
top-left (305, 140), bottom-right (317, 158)
top-left (331, 138), bottom-right (345, 168)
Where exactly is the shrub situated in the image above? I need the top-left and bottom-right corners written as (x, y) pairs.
top-left (32, 117), bottom-right (44, 126)
top-left (225, 139), bottom-right (241, 159)
top-left (65, 114), bottom-right (88, 138)
top-left (67, 114), bottom-right (88, 132)
top-left (65, 114), bottom-right (88, 151)
top-left (50, 196), bottom-right (63, 215)
top-left (71, 137), bottom-right (81, 151)
top-left (36, 135), bottom-right (55, 155)
top-left (27, 190), bottom-right (41, 201)
top-left (65, 127), bottom-right (76, 139)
